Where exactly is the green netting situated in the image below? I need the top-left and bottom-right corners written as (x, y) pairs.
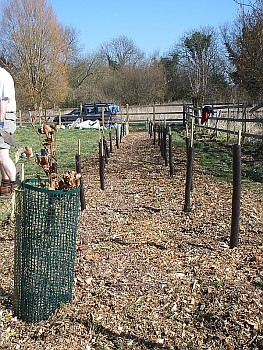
top-left (14, 179), bottom-right (80, 323)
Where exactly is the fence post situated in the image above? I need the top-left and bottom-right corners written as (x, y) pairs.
top-left (120, 124), bottom-right (122, 143)
top-left (163, 126), bottom-right (168, 166)
top-left (160, 125), bottom-right (163, 156)
top-left (184, 118), bottom-right (194, 212)
top-left (99, 138), bottom-right (105, 190)
top-left (227, 104), bottom-right (230, 142)
top-left (75, 139), bottom-right (86, 211)
top-left (59, 109), bottom-right (62, 127)
top-left (122, 122), bottom-right (125, 137)
top-left (153, 104), bottom-right (156, 125)
top-left (241, 107), bottom-right (247, 143)
top-left (153, 123), bottom-right (156, 145)
top-left (103, 136), bottom-right (109, 164)
top-left (102, 107), bottom-right (105, 130)
top-left (116, 124), bottom-right (121, 148)
top-left (169, 127), bottom-right (174, 176)
top-left (230, 131), bottom-right (242, 248)
top-left (183, 104), bottom-right (186, 125)
top-left (109, 130), bottom-right (113, 153)
top-left (115, 127), bottom-right (119, 149)
top-left (185, 123), bottom-right (190, 159)
top-left (125, 121), bottom-right (129, 136)
top-left (80, 104), bottom-right (83, 122)
top-left (184, 145), bottom-right (193, 212)
top-left (148, 121), bottom-right (151, 137)
top-left (126, 104), bottom-right (129, 123)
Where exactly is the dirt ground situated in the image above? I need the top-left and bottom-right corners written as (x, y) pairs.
top-left (0, 130), bottom-right (262, 350)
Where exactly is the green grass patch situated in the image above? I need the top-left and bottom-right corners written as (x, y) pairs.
top-left (171, 130), bottom-right (186, 148)
top-left (194, 139), bottom-right (234, 182)
top-left (11, 126), bottom-right (101, 178)
top-left (172, 129), bottom-right (263, 193)
top-left (0, 200), bottom-right (12, 223)
top-left (129, 122), bottom-right (147, 131)
top-left (1, 126), bottom-right (102, 224)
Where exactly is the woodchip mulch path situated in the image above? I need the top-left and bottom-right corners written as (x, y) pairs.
top-left (0, 130), bottom-right (262, 350)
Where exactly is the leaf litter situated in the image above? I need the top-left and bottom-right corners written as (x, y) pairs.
top-left (0, 130), bottom-right (262, 350)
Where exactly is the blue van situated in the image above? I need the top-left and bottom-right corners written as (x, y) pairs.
top-left (53, 103), bottom-right (121, 124)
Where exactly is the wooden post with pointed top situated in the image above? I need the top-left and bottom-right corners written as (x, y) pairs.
top-left (163, 126), bottom-right (168, 166)
top-left (169, 127), bottom-right (174, 176)
top-left (184, 118), bottom-right (194, 212)
top-left (230, 130), bottom-right (242, 248)
top-left (75, 139), bottom-right (86, 210)
top-left (99, 136), bottom-right (105, 190)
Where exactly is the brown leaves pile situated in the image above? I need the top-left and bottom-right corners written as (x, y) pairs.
top-left (35, 123), bottom-right (81, 190)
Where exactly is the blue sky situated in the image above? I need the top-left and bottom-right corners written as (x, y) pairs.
top-left (50, 0), bottom-right (240, 55)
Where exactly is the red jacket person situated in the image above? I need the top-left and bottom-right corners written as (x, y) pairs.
top-left (201, 105), bottom-right (214, 124)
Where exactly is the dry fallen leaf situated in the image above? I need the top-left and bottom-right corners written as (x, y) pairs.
top-left (83, 253), bottom-right (101, 261)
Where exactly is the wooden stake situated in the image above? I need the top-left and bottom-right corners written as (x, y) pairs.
top-left (190, 118), bottom-right (194, 147)
top-left (102, 107), bottom-right (105, 131)
top-left (59, 109), bottom-right (61, 127)
top-left (78, 139), bottom-right (81, 156)
top-left (230, 143), bottom-right (241, 248)
top-left (75, 153), bottom-right (86, 211)
top-left (80, 104), bottom-right (83, 122)
top-left (238, 130), bottom-right (241, 145)
top-left (126, 104), bottom-right (129, 122)
top-left (185, 123), bottom-right (189, 138)
top-left (169, 127), bottom-right (174, 177)
top-left (153, 104), bottom-right (156, 124)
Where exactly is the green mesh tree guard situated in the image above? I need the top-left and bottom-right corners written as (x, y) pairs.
top-left (14, 179), bottom-right (80, 323)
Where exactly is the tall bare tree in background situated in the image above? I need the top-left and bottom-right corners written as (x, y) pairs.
top-left (69, 35), bottom-right (165, 106)
top-left (223, 0), bottom-right (263, 101)
top-left (0, 0), bottom-right (77, 109)
top-left (99, 35), bottom-right (145, 69)
top-left (176, 27), bottom-right (224, 107)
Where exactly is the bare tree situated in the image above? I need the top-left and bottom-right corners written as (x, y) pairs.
top-left (177, 27), bottom-right (222, 106)
top-left (103, 64), bottom-right (165, 105)
top-left (223, 1), bottom-right (263, 101)
top-left (234, 0), bottom-right (262, 10)
top-left (0, 0), bottom-right (77, 109)
top-left (68, 53), bottom-right (109, 104)
top-left (99, 35), bottom-right (145, 69)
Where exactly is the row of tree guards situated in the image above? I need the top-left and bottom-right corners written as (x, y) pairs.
top-left (147, 119), bottom-right (242, 249)
top-left (99, 121), bottom-right (128, 190)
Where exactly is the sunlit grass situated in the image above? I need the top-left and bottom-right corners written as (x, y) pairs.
top-left (11, 126), bottom-right (102, 178)
top-left (172, 129), bottom-right (262, 194)
top-left (1, 126), bottom-right (102, 223)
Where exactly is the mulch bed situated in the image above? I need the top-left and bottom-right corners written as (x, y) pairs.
top-left (0, 130), bottom-right (262, 350)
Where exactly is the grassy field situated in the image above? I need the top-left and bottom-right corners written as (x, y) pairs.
top-left (11, 126), bottom-right (102, 178)
top-left (171, 126), bottom-right (262, 192)
top-left (0, 126), bottom-right (103, 223)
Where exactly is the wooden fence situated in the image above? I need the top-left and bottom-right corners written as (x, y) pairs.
top-left (183, 104), bottom-right (262, 141)
top-left (17, 102), bottom-right (262, 141)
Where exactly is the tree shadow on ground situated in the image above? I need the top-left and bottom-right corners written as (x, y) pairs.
top-left (87, 321), bottom-right (177, 350)
top-left (0, 286), bottom-right (14, 310)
